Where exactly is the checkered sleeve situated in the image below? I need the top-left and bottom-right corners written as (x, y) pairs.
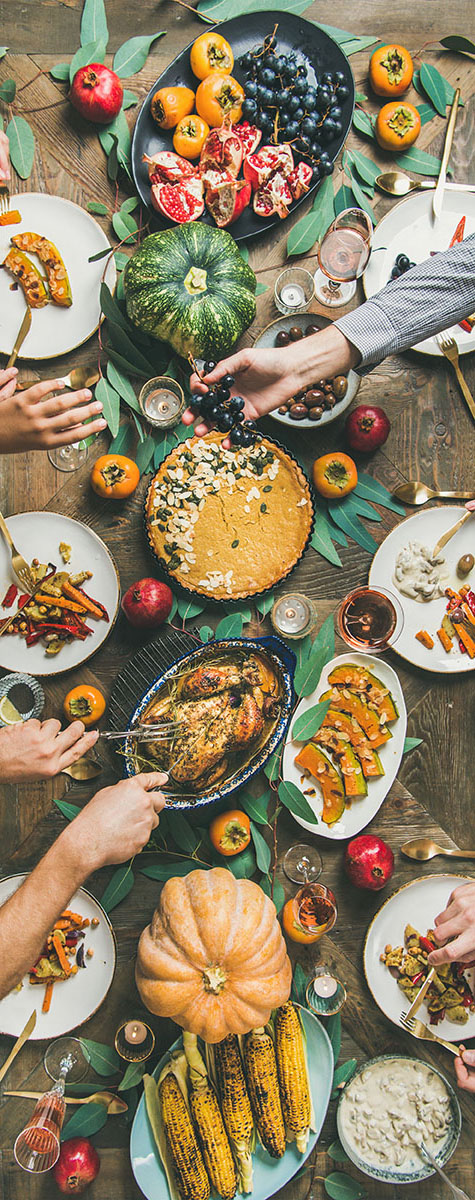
top-left (334, 233), bottom-right (475, 375)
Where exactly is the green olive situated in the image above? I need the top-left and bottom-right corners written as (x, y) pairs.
top-left (456, 553), bottom-right (474, 578)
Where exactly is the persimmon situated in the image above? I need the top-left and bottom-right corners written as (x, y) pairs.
top-left (190, 32), bottom-right (234, 81)
top-left (369, 44), bottom-right (413, 97)
top-left (90, 454), bottom-right (140, 500)
top-left (173, 114), bottom-right (210, 160)
top-left (209, 809), bottom-right (251, 856)
top-left (150, 85), bottom-right (195, 131)
top-left (196, 73), bottom-right (244, 128)
top-left (312, 452), bottom-right (358, 499)
top-left (64, 685), bottom-right (106, 726)
top-left (375, 101), bottom-right (421, 152)
top-left (282, 899), bottom-right (320, 945)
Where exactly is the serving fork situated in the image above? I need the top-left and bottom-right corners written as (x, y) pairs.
top-left (400, 1012), bottom-right (461, 1056)
top-left (419, 1142), bottom-right (471, 1200)
top-left (100, 724), bottom-right (180, 742)
top-left (0, 181), bottom-right (10, 217)
top-left (0, 512), bottom-right (35, 592)
top-left (437, 333), bottom-right (475, 422)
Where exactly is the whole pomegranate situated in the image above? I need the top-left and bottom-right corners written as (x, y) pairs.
top-left (70, 64), bottom-right (123, 125)
top-left (121, 577), bottom-right (173, 629)
top-left (53, 1138), bottom-right (100, 1194)
top-left (344, 834), bottom-right (394, 891)
top-left (345, 404), bottom-right (391, 454)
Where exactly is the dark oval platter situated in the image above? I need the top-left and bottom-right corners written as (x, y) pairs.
top-left (131, 9), bottom-right (355, 242)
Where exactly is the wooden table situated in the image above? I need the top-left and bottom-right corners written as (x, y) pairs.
top-left (1, 2), bottom-right (475, 1196)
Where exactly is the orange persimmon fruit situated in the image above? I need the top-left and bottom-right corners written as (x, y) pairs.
top-left (64, 685), bottom-right (106, 726)
top-left (209, 809), bottom-right (251, 857)
top-left (312, 452), bottom-right (358, 499)
top-left (173, 114), bottom-right (210, 159)
top-left (150, 85), bottom-right (195, 130)
top-left (190, 32), bottom-right (234, 81)
top-left (282, 899), bottom-right (320, 945)
top-left (375, 101), bottom-right (421, 151)
top-left (369, 44), bottom-right (413, 97)
top-left (90, 454), bottom-right (140, 500)
top-left (196, 73), bottom-right (244, 128)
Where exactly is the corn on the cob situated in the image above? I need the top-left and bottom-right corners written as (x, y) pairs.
top-left (214, 1035), bottom-right (254, 1194)
top-left (275, 1001), bottom-right (311, 1153)
top-left (243, 1028), bottom-right (286, 1159)
top-left (183, 1031), bottom-right (237, 1200)
top-left (159, 1072), bottom-right (210, 1200)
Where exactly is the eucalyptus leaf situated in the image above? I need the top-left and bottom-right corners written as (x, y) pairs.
top-left (250, 823), bottom-right (271, 874)
top-left (150, 429), bottom-right (176, 469)
top-left (278, 780), bottom-right (319, 827)
top-left (54, 798), bottom-right (80, 822)
top-left (80, 0), bottom-right (108, 49)
top-left (61, 1102), bottom-right (108, 1141)
top-left (353, 474), bottom-right (405, 515)
top-left (340, 35), bottom-right (379, 56)
top-left (241, 791), bottom-right (270, 825)
top-left (259, 874), bottom-right (285, 913)
top-left (292, 699), bottom-right (331, 742)
top-left (291, 961), bottom-right (308, 1006)
top-left (106, 346), bottom-right (149, 380)
top-left (416, 101), bottom-right (438, 126)
top-left (293, 613), bottom-right (335, 699)
top-left (106, 360), bottom-right (140, 411)
top-left (100, 280), bottom-right (131, 332)
top-left (287, 176), bottom-right (335, 256)
top-left (89, 246), bottom-right (112, 263)
top-left (263, 747), bottom-right (281, 783)
top-left (352, 109), bottom-right (375, 139)
top-left (69, 39), bottom-right (107, 84)
top-left (50, 63), bottom-right (70, 81)
top-left (141, 859), bottom-right (210, 880)
top-left (346, 149), bottom-right (380, 187)
top-left (107, 135), bottom-right (119, 183)
top-left (6, 116), bottom-right (35, 179)
top-left (328, 1141), bottom-right (349, 1162)
top-left (440, 34), bottom-right (475, 56)
top-left (239, 245), bottom-right (249, 263)
top-left (176, 597), bottom-right (206, 621)
top-left (121, 195), bottom-right (140, 214)
top-left (99, 109), bottom-right (131, 166)
top-left (334, 184), bottom-right (354, 217)
top-left (347, 171), bottom-right (374, 223)
top-left (255, 281), bottom-right (269, 295)
top-left (170, 812), bottom-right (199, 855)
top-left (255, 592), bottom-right (276, 617)
top-left (225, 844), bottom-right (256, 879)
top-left (403, 736), bottom-right (423, 754)
top-left (130, 409), bottom-right (144, 442)
top-left (119, 1060), bottom-right (147, 1091)
top-left (115, 250), bottom-right (130, 270)
top-left (0, 80), bottom-right (16, 102)
top-left (108, 422), bottom-right (134, 457)
top-left (198, 0), bottom-right (311, 19)
top-left (135, 435), bottom-right (156, 475)
top-left (326, 1011), bottom-right (341, 1063)
top-left (295, 635), bottom-right (314, 671)
top-left (354, 91), bottom-right (368, 103)
top-left (95, 376), bottom-right (120, 438)
top-left (394, 147), bottom-right (446, 177)
top-left (340, 493), bottom-right (382, 522)
top-left (0, 48), bottom-right (8, 61)
top-left (225, 601), bottom-right (252, 624)
top-left (100, 861), bottom-right (134, 912)
top-left (331, 1059), bottom-right (358, 1096)
top-left (106, 320), bottom-right (155, 374)
top-left (199, 625), bottom-right (214, 643)
top-left (122, 89), bottom-right (139, 108)
top-left (112, 210), bottom-right (138, 244)
top-left (113, 32), bottom-right (166, 79)
top-left (80, 1037), bottom-right (121, 1076)
top-left (311, 513), bottom-right (343, 567)
top-left (325, 1174), bottom-right (366, 1200)
top-left (215, 613), bottom-right (244, 639)
top-left (419, 62), bottom-right (451, 116)
top-left (87, 200), bottom-right (109, 215)
top-left (327, 501), bottom-right (378, 554)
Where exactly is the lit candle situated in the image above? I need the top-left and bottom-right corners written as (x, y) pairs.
top-left (124, 1020), bottom-right (148, 1046)
top-left (271, 593), bottom-right (316, 639)
top-left (279, 283), bottom-right (306, 309)
top-left (138, 376), bottom-right (185, 430)
top-left (312, 973), bottom-right (338, 999)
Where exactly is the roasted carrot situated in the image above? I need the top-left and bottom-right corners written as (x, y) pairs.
top-left (42, 979), bottom-right (54, 1013)
top-left (35, 593), bottom-right (86, 614)
top-left (452, 621), bottom-right (475, 658)
top-left (437, 628), bottom-right (453, 653)
top-left (415, 630), bottom-right (434, 649)
top-left (60, 910), bottom-right (85, 924)
top-left (62, 581), bottom-right (104, 618)
top-left (0, 210), bottom-right (21, 226)
top-left (52, 932), bottom-right (72, 976)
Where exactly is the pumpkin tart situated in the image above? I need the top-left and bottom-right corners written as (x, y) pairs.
top-left (145, 431), bottom-right (313, 600)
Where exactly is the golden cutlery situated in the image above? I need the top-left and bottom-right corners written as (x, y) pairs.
top-left (400, 1012), bottom-right (461, 1056)
top-left (433, 88), bottom-right (461, 219)
top-left (433, 509), bottom-right (472, 557)
top-left (437, 332), bottom-right (475, 422)
top-left (0, 578), bottom-right (47, 638)
top-left (375, 171), bottom-right (475, 197)
top-left (0, 1010), bottom-right (36, 1084)
top-left (0, 511), bottom-right (36, 593)
top-left (17, 364), bottom-right (101, 393)
top-left (419, 1142), bottom-right (470, 1200)
top-left (4, 1089), bottom-right (128, 1114)
top-left (401, 837), bottom-right (475, 862)
top-left (0, 182), bottom-right (10, 217)
top-left (6, 305), bottom-right (32, 369)
top-left (61, 757), bottom-right (103, 781)
top-left (393, 481), bottom-right (474, 506)
top-left (400, 967), bottom-right (436, 1026)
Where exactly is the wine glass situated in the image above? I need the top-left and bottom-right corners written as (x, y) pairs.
top-left (282, 842), bottom-right (323, 885)
top-left (337, 585), bottom-right (404, 653)
top-left (313, 207), bottom-right (372, 307)
top-left (14, 1038), bottom-right (89, 1173)
top-left (47, 440), bottom-right (89, 473)
top-left (292, 882), bottom-right (337, 940)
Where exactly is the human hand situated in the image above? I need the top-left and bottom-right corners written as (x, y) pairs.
top-left (0, 371), bottom-right (107, 453)
top-left (0, 718), bottom-right (99, 782)
top-left (73, 772), bottom-right (168, 869)
top-left (465, 499), bottom-right (475, 512)
top-left (428, 882), bottom-right (475, 965)
top-left (0, 130), bottom-right (9, 182)
top-left (454, 1047), bottom-right (475, 1093)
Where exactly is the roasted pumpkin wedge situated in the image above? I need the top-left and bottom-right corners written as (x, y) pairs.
top-left (320, 687), bottom-right (392, 750)
top-left (11, 232), bottom-right (72, 307)
top-left (312, 727), bottom-right (367, 799)
top-left (2, 248), bottom-right (48, 308)
top-left (328, 663), bottom-right (398, 723)
top-left (322, 709), bottom-right (384, 779)
top-left (295, 743), bottom-right (345, 825)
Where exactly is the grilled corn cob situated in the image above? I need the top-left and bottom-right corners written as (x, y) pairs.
top-left (243, 1028), bottom-right (286, 1159)
top-left (275, 1001), bottom-right (311, 1152)
top-left (214, 1035), bottom-right (254, 1193)
top-left (183, 1032), bottom-right (237, 1200)
top-left (159, 1072), bottom-right (210, 1200)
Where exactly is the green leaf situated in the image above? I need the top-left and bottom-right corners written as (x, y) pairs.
top-left (346, 149), bottom-right (380, 188)
top-left (328, 1141), bottom-right (349, 1162)
top-left (87, 200), bottom-right (109, 215)
top-left (108, 421), bottom-right (134, 457)
top-left (112, 210), bottom-right (138, 244)
top-left (69, 39), bottom-right (107, 84)
top-left (352, 109), bottom-right (375, 139)
top-left (113, 32), bottom-right (166, 78)
top-left (250, 823), bottom-right (271, 874)
top-left (340, 35), bottom-right (379, 56)
top-left (135, 435), bottom-right (156, 475)
top-left (347, 171), bottom-right (374, 223)
top-left (287, 176), bottom-right (335, 256)
top-left (122, 89), bottom-right (139, 109)
top-left (354, 92), bottom-right (368, 103)
top-left (225, 601), bottom-right (252, 624)
top-left (255, 281), bottom-right (269, 295)
top-left (81, 0), bottom-right (108, 48)
top-left (225, 844), bottom-right (256, 879)
top-left (415, 64), bottom-right (463, 114)
top-left (394, 146), bottom-right (446, 177)
top-left (89, 245), bottom-right (112, 263)
top-left (95, 376), bottom-right (120, 437)
top-left (100, 861), bottom-right (134, 912)
top-left (114, 250), bottom-right (129, 270)
top-left (260, 875), bottom-right (285, 913)
top-left (353, 474), bottom-right (405, 515)
top-left (0, 80), bottom-right (16, 102)
top-left (419, 62), bottom-right (451, 116)
top-left (334, 183), bottom-right (355, 218)
top-left (315, 23), bottom-right (357, 41)
top-left (291, 961), bottom-right (308, 1006)
top-left (50, 62), bottom-right (70, 81)
top-left (53, 798), bottom-right (81, 822)
top-left (327, 500), bottom-right (378, 554)
top-left (311, 508), bottom-right (343, 566)
top-left (293, 613), bottom-right (335, 698)
top-left (326, 1012), bottom-right (341, 1063)
top-left (403, 736), bottom-right (423, 754)
top-left (215, 613), bottom-right (244, 639)
top-left (292, 699), bottom-right (331, 742)
top-left (130, 410), bottom-right (144, 442)
top-left (239, 245), bottom-right (249, 263)
top-left (197, 0), bottom-right (311, 18)
top-left (0, 49), bottom-right (8, 61)
top-left (440, 34), bottom-right (475, 56)
top-left (106, 346), bottom-right (149, 381)
top-left (278, 780), bottom-right (318, 827)
top-left (6, 115), bottom-right (35, 179)
top-left (119, 1060), bottom-right (147, 1091)
top-left (170, 812), bottom-right (199, 855)
top-left (416, 101), bottom-right (438, 126)
top-left (141, 859), bottom-right (210, 880)
top-left (294, 634), bottom-right (314, 671)
top-left (99, 109), bottom-right (131, 167)
top-left (176, 597), bottom-right (206, 621)
top-left (61, 1102), bottom-right (108, 1142)
top-left (100, 280), bottom-right (131, 332)
top-left (240, 790), bottom-right (270, 825)
top-left (106, 360), bottom-right (140, 411)
top-left (255, 592), bottom-right (275, 618)
top-left (80, 1038), bottom-right (121, 1076)
top-left (332, 1059), bottom-right (358, 1096)
top-left (263, 747), bottom-right (281, 783)
top-left (121, 195), bottom-right (139, 214)
top-left (106, 319), bottom-right (155, 375)
top-left (198, 624), bottom-right (214, 643)
top-left (324, 1173), bottom-right (366, 1200)
top-left (339, 493), bottom-right (382, 523)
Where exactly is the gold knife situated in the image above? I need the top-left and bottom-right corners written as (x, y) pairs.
top-left (0, 1010), bottom-right (36, 1084)
top-left (7, 306), bottom-right (32, 368)
top-left (405, 966), bottom-right (437, 1021)
top-left (433, 509), bottom-right (473, 557)
top-left (433, 88), bottom-right (461, 220)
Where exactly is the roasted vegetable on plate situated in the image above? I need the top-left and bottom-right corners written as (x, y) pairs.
top-left (0, 559), bottom-right (109, 657)
top-left (382, 923), bottom-right (475, 1025)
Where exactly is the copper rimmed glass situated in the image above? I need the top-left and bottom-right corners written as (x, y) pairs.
top-left (314, 207), bottom-right (372, 307)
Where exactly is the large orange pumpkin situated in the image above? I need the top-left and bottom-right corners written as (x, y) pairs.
top-left (136, 869), bottom-right (292, 1043)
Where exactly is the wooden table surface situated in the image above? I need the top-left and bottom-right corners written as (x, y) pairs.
top-left (1, 1), bottom-right (475, 1197)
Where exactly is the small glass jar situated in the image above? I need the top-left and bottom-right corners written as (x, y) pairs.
top-left (274, 268), bottom-right (315, 315)
top-left (115, 1019), bottom-right (155, 1063)
top-left (138, 377), bottom-right (185, 429)
top-left (306, 966), bottom-right (347, 1016)
top-left (271, 593), bottom-right (317, 640)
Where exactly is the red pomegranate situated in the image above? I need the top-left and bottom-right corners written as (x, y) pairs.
top-left (205, 172), bottom-right (251, 226)
top-left (70, 64), bottom-right (123, 125)
top-left (344, 834), bottom-right (394, 891)
top-left (199, 116), bottom-right (243, 177)
top-left (345, 404), bottom-right (391, 453)
top-left (53, 1138), bottom-right (100, 1194)
top-left (243, 143), bottom-right (294, 190)
top-left (121, 578), bottom-right (173, 629)
top-left (151, 176), bottom-right (204, 223)
top-left (232, 121), bottom-right (262, 156)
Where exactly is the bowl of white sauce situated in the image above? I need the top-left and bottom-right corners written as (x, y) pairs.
top-left (337, 1055), bottom-right (461, 1184)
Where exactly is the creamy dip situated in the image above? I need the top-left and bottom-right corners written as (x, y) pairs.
top-left (339, 1058), bottom-right (452, 1173)
top-left (393, 541), bottom-right (448, 602)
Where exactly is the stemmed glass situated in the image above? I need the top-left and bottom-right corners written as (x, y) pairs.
top-left (283, 842), bottom-right (323, 885)
top-left (314, 207), bottom-right (372, 307)
top-left (14, 1037), bottom-right (89, 1173)
top-left (337, 585), bottom-right (404, 653)
top-left (47, 441), bottom-right (89, 473)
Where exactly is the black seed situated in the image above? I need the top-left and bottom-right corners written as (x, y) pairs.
top-left (232, 539), bottom-right (239, 548)
top-left (260, 502), bottom-right (267, 512)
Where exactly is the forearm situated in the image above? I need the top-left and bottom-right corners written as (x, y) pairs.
top-left (287, 323), bottom-right (361, 392)
top-left (0, 826), bottom-right (90, 998)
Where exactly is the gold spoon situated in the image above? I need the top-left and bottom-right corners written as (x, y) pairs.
top-left (16, 364), bottom-right (100, 392)
top-left (401, 838), bottom-right (475, 862)
top-left (376, 171), bottom-right (475, 197)
top-left (4, 1089), bottom-right (128, 1114)
top-left (393, 481), bottom-right (475, 506)
top-left (61, 756), bottom-right (103, 781)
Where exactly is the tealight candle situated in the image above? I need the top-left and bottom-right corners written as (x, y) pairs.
top-left (312, 973), bottom-right (338, 999)
top-left (271, 593), bottom-right (317, 640)
top-left (114, 1018), bottom-right (156, 1063)
top-left (306, 967), bottom-right (347, 1017)
top-left (279, 283), bottom-right (306, 309)
top-left (274, 268), bottom-right (315, 315)
top-left (124, 1020), bottom-right (147, 1046)
top-left (138, 376), bottom-right (185, 430)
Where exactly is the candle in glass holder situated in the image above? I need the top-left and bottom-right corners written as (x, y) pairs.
top-left (280, 283), bottom-right (306, 309)
top-left (138, 376), bottom-right (185, 430)
top-left (274, 268), bottom-right (315, 315)
top-left (115, 1018), bottom-right (155, 1063)
top-left (124, 1020), bottom-right (147, 1046)
top-left (306, 967), bottom-right (347, 1016)
top-left (312, 973), bottom-right (337, 999)
top-left (271, 593), bottom-right (317, 640)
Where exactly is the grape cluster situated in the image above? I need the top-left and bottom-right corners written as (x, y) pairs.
top-left (238, 35), bottom-right (349, 178)
top-left (390, 252), bottom-right (416, 280)
top-left (190, 364), bottom-right (257, 448)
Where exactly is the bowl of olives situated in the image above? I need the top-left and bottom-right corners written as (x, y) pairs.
top-left (253, 312), bottom-right (360, 429)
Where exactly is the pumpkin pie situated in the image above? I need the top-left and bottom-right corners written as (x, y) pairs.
top-left (145, 431), bottom-right (313, 600)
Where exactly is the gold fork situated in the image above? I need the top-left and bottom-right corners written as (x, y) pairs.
top-left (0, 512), bottom-right (36, 592)
top-left (400, 1012), bottom-right (461, 1056)
top-left (0, 182), bottom-right (10, 217)
top-left (437, 332), bottom-right (475, 422)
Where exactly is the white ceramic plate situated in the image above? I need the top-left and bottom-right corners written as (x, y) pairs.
top-left (363, 189), bottom-right (475, 356)
top-left (0, 874), bottom-right (116, 1039)
top-left (283, 652), bottom-right (406, 840)
top-left (130, 1006), bottom-right (334, 1200)
top-left (369, 505), bottom-right (475, 674)
top-left (363, 873), bottom-right (475, 1041)
top-left (0, 193), bottom-right (116, 359)
top-left (0, 512), bottom-right (120, 675)
top-left (253, 314), bottom-right (360, 429)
